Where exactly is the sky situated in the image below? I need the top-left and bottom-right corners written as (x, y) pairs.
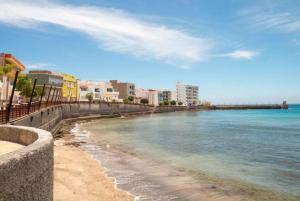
top-left (0, 0), bottom-right (299, 104)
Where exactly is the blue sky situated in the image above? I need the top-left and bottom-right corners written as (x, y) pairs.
top-left (0, 0), bottom-right (299, 104)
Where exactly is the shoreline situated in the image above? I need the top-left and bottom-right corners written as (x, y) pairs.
top-left (53, 131), bottom-right (135, 201)
top-left (56, 114), bottom-right (300, 201)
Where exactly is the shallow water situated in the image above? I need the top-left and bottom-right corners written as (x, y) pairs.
top-left (76, 105), bottom-right (300, 200)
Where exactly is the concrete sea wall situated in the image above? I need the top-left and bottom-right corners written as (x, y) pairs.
top-left (0, 126), bottom-right (53, 201)
top-left (61, 102), bottom-right (153, 118)
top-left (8, 102), bottom-right (198, 134)
top-left (154, 105), bottom-right (187, 113)
top-left (9, 103), bottom-right (154, 133)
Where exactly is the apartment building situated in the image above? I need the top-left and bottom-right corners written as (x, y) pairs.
top-left (62, 73), bottom-right (78, 101)
top-left (162, 91), bottom-right (172, 102)
top-left (78, 81), bottom-right (101, 101)
top-left (110, 80), bottom-right (135, 99)
top-left (79, 81), bottom-right (120, 102)
top-left (0, 53), bottom-right (26, 104)
top-left (102, 82), bottom-right (120, 102)
top-left (171, 90), bottom-right (177, 102)
top-left (148, 90), bottom-right (160, 106)
top-left (176, 81), bottom-right (199, 106)
top-left (27, 70), bottom-right (63, 101)
top-left (135, 88), bottom-right (162, 106)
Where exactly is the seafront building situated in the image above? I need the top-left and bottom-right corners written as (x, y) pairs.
top-left (78, 81), bottom-right (101, 101)
top-left (61, 73), bottom-right (78, 101)
top-left (135, 88), bottom-right (162, 106)
top-left (78, 80), bottom-right (120, 102)
top-left (110, 80), bottom-right (135, 99)
top-left (102, 82), bottom-right (120, 102)
top-left (162, 91), bottom-right (172, 102)
top-left (27, 70), bottom-right (63, 101)
top-left (0, 53), bottom-right (26, 104)
top-left (176, 81), bottom-right (199, 106)
top-left (148, 90), bottom-right (161, 106)
top-left (171, 91), bottom-right (177, 102)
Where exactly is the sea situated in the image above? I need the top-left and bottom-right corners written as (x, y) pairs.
top-left (72, 105), bottom-right (300, 201)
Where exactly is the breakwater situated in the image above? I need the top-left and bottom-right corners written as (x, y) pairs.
top-left (209, 104), bottom-right (288, 110)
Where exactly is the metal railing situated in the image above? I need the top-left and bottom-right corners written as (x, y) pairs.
top-left (0, 101), bottom-right (62, 124)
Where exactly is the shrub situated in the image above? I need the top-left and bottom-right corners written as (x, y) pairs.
top-left (140, 98), bottom-right (149, 104)
top-left (163, 100), bottom-right (169, 105)
top-left (128, 96), bottom-right (134, 102)
top-left (85, 92), bottom-right (94, 103)
top-left (123, 97), bottom-right (129, 104)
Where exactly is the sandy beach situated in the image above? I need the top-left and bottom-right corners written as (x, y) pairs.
top-left (54, 140), bottom-right (134, 201)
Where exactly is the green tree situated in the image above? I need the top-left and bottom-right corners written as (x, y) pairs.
top-left (159, 102), bottom-right (163, 106)
top-left (178, 102), bottom-right (183, 106)
top-left (85, 92), bottom-right (94, 103)
top-left (163, 100), bottom-right (169, 105)
top-left (0, 63), bottom-right (18, 101)
top-left (16, 76), bottom-right (41, 100)
top-left (170, 100), bottom-right (176, 105)
top-left (140, 98), bottom-right (149, 105)
top-left (123, 97), bottom-right (129, 104)
top-left (192, 100), bottom-right (198, 105)
top-left (128, 96), bottom-right (134, 102)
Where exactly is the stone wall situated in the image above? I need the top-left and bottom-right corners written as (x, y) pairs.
top-left (0, 126), bottom-right (53, 201)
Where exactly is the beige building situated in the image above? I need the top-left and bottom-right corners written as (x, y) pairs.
top-left (110, 80), bottom-right (135, 99)
top-left (79, 80), bottom-right (120, 102)
top-left (135, 88), bottom-right (163, 106)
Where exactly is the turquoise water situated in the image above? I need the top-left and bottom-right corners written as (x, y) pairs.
top-left (79, 105), bottom-right (300, 199)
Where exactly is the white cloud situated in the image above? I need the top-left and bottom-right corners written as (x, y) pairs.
top-left (239, 8), bottom-right (300, 33)
top-left (0, 0), bottom-right (213, 68)
top-left (218, 50), bottom-right (259, 60)
top-left (26, 63), bottom-right (56, 70)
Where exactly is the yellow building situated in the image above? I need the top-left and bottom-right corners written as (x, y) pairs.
top-left (61, 73), bottom-right (78, 101)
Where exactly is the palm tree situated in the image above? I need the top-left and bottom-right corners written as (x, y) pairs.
top-left (0, 63), bottom-right (17, 103)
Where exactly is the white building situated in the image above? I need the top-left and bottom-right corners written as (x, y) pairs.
top-left (176, 82), bottom-right (199, 106)
top-left (135, 88), bottom-right (149, 99)
top-left (79, 81), bottom-right (121, 102)
top-left (171, 90), bottom-right (177, 102)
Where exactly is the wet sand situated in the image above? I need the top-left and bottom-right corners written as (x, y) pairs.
top-left (0, 140), bottom-right (24, 155)
top-left (54, 139), bottom-right (134, 201)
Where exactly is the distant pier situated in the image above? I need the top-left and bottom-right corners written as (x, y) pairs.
top-left (209, 102), bottom-right (288, 110)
